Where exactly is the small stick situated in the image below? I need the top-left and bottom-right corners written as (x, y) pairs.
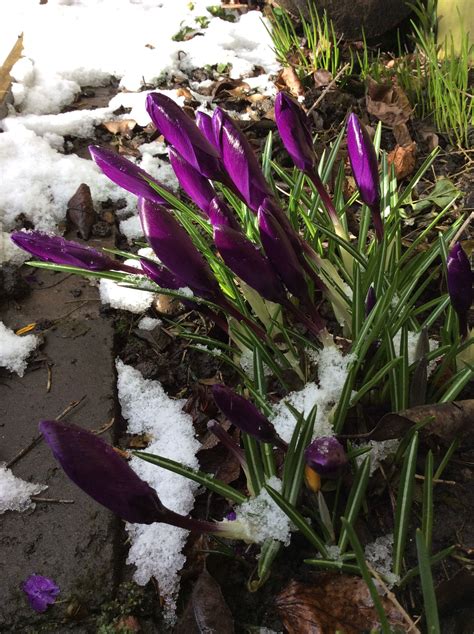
top-left (31, 497), bottom-right (74, 504)
top-left (6, 396), bottom-right (86, 469)
top-left (307, 63), bottom-right (351, 116)
top-left (449, 211), bottom-right (473, 249)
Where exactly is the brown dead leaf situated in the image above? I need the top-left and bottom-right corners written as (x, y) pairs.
top-left (127, 433), bottom-right (152, 449)
top-left (102, 119), bottom-right (137, 137)
top-left (393, 123), bottom-right (412, 146)
top-left (419, 126), bottom-right (439, 151)
top-left (387, 142), bottom-right (417, 180)
top-left (67, 183), bottom-right (96, 240)
top-left (275, 66), bottom-right (304, 98)
top-left (366, 77), bottom-right (412, 128)
top-left (276, 577), bottom-right (406, 634)
top-left (176, 87), bottom-right (194, 101)
top-left (313, 68), bottom-right (333, 88)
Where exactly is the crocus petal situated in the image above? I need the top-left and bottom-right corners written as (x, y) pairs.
top-left (40, 420), bottom-right (167, 524)
top-left (196, 111), bottom-right (218, 149)
top-left (138, 198), bottom-right (221, 299)
top-left (89, 145), bottom-right (169, 205)
top-left (146, 93), bottom-right (224, 180)
top-left (346, 114), bottom-right (380, 210)
top-left (140, 258), bottom-right (182, 289)
top-left (365, 285), bottom-right (376, 316)
top-left (207, 196), bottom-right (241, 232)
top-left (304, 436), bottom-right (347, 477)
top-left (168, 146), bottom-right (215, 214)
top-left (22, 574), bottom-right (60, 613)
top-left (212, 385), bottom-right (284, 447)
top-left (213, 224), bottom-right (286, 304)
top-left (10, 231), bottom-right (129, 272)
top-left (447, 242), bottom-right (473, 338)
top-left (212, 107), bottom-right (271, 212)
top-left (258, 200), bottom-right (310, 302)
top-left (274, 92), bottom-right (315, 172)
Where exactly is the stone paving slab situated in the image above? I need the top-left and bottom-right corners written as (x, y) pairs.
top-left (0, 270), bottom-right (119, 632)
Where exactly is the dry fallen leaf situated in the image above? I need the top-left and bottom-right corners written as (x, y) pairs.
top-left (102, 119), bottom-right (137, 136)
top-left (276, 576), bottom-right (406, 634)
top-left (275, 66), bottom-right (305, 98)
top-left (366, 77), bottom-right (412, 127)
top-left (313, 68), bottom-right (333, 88)
top-left (67, 183), bottom-right (96, 240)
top-left (387, 142), bottom-right (417, 180)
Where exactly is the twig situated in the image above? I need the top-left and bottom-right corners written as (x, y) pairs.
top-left (6, 396), bottom-right (86, 468)
top-left (307, 63), bottom-right (351, 115)
top-left (366, 562), bottom-right (420, 633)
top-left (449, 211), bottom-right (474, 249)
top-left (414, 474), bottom-right (456, 485)
top-left (93, 416), bottom-right (115, 436)
top-left (46, 362), bottom-right (52, 393)
top-left (31, 497), bottom-right (74, 504)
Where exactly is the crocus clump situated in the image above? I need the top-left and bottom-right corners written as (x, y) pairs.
top-left (304, 436), bottom-right (347, 477)
top-left (447, 242), bottom-right (473, 338)
top-left (22, 574), bottom-right (60, 613)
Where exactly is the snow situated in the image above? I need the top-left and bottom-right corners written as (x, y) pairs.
top-left (116, 361), bottom-right (201, 621)
top-left (99, 259), bottom-right (155, 313)
top-left (365, 533), bottom-right (399, 587)
top-left (0, 321), bottom-right (39, 376)
top-left (271, 345), bottom-right (355, 443)
top-left (0, 464), bottom-right (47, 513)
top-left (137, 316), bottom-right (162, 331)
top-left (233, 476), bottom-right (291, 545)
top-left (357, 440), bottom-right (400, 476)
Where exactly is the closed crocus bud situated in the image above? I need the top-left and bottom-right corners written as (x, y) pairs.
top-left (365, 285), bottom-right (376, 316)
top-left (346, 114), bottom-right (383, 241)
top-left (89, 145), bottom-right (169, 205)
top-left (196, 111), bottom-right (218, 148)
top-left (10, 231), bottom-right (137, 274)
top-left (447, 242), bottom-right (473, 338)
top-left (168, 146), bottom-right (215, 214)
top-left (213, 224), bottom-right (286, 304)
top-left (304, 436), bottom-right (347, 477)
top-left (275, 92), bottom-right (315, 172)
top-left (40, 420), bottom-right (219, 533)
top-left (212, 107), bottom-right (272, 212)
top-left (212, 385), bottom-right (286, 449)
top-left (207, 196), bottom-right (241, 232)
top-left (140, 258), bottom-right (182, 289)
top-left (138, 198), bottom-right (221, 300)
top-left (146, 93), bottom-right (225, 181)
top-left (258, 200), bottom-right (310, 302)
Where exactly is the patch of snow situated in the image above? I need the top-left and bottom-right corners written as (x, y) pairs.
top-left (0, 464), bottom-right (47, 513)
top-left (356, 440), bottom-right (400, 476)
top-left (365, 533), bottom-right (399, 588)
top-left (0, 322), bottom-right (39, 376)
top-left (0, 232), bottom-right (30, 266)
top-left (116, 361), bottom-right (200, 622)
top-left (272, 345), bottom-right (355, 443)
top-left (3, 107), bottom-right (115, 139)
top-left (233, 476), bottom-right (291, 545)
top-left (119, 215), bottom-right (143, 242)
top-left (137, 316), bottom-right (162, 331)
top-left (392, 330), bottom-right (439, 367)
top-left (99, 259), bottom-right (154, 313)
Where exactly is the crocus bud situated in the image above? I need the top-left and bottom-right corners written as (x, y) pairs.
top-left (258, 200), bottom-right (310, 303)
top-left (304, 436), bottom-right (347, 477)
top-left (140, 258), bottom-right (182, 289)
top-left (212, 107), bottom-right (272, 212)
top-left (40, 420), bottom-right (219, 533)
top-left (212, 385), bottom-right (286, 449)
top-left (346, 114), bottom-right (383, 241)
top-left (365, 285), bottom-right (376, 316)
top-left (146, 93), bottom-right (225, 181)
top-left (10, 231), bottom-right (136, 274)
top-left (447, 242), bottom-right (473, 338)
top-left (89, 145), bottom-right (169, 205)
top-left (207, 196), bottom-right (241, 232)
top-left (196, 111), bottom-right (218, 148)
top-left (168, 146), bottom-right (215, 214)
top-left (213, 224), bottom-right (286, 304)
top-left (138, 198), bottom-right (221, 300)
top-left (274, 92), bottom-right (315, 172)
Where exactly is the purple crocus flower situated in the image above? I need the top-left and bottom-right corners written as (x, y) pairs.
top-left (39, 420), bottom-right (218, 533)
top-left (89, 145), bottom-right (169, 206)
top-left (365, 285), bottom-right (376, 316)
top-left (346, 113), bottom-right (383, 241)
top-left (304, 436), bottom-right (347, 477)
top-left (138, 198), bottom-right (221, 300)
top-left (213, 224), bottom-right (286, 304)
top-left (22, 575), bottom-right (60, 613)
top-left (140, 258), bottom-right (182, 289)
top-left (447, 242), bottom-right (473, 338)
top-left (258, 199), bottom-right (310, 303)
top-left (207, 196), bottom-right (241, 232)
top-left (196, 111), bottom-right (218, 148)
top-left (274, 92), bottom-right (315, 172)
top-left (10, 231), bottom-right (137, 274)
top-left (146, 93), bottom-right (225, 181)
top-left (212, 385), bottom-right (286, 449)
top-left (212, 107), bottom-right (272, 212)
top-left (168, 146), bottom-right (215, 214)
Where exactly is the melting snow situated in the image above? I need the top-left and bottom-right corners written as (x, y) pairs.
top-left (0, 464), bottom-right (47, 513)
top-left (0, 321), bottom-right (39, 376)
